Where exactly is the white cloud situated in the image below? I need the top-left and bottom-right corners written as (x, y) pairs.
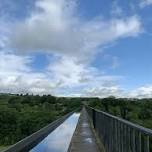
top-left (140, 0), bottom-right (152, 8)
top-left (0, 52), bottom-right (31, 74)
top-left (10, 0), bottom-right (81, 56)
top-left (47, 55), bottom-right (123, 90)
top-left (128, 85), bottom-right (152, 98)
top-left (111, 1), bottom-right (123, 17)
top-left (47, 56), bottom-right (99, 87)
top-left (9, 0), bottom-right (142, 61)
top-left (0, 0), bottom-right (145, 97)
top-left (81, 85), bottom-right (152, 98)
top-left (7, 0), bottom-right (142, 97)
top-left (0, 52), bottom-right (59, 95)
top-left (1, 51), bottom-right (152, 98)
top-left (47, 57), bottom-right (85, 87)
top-left (83, 85), bottom-right (124, 98)
top-left (0, 51), bottom-right (122, 96)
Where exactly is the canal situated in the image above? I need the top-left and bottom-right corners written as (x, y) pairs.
top-left (29, 113), bottom-right (80, 152)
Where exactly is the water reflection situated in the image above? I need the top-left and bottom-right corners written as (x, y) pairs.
top-left (30, 113), bottom-right (80, 152)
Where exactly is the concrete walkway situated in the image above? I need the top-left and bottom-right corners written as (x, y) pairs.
top-left (68, 108), bottom-right (100, 152)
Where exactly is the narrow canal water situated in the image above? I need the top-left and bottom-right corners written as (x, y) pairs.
top-left (29, 113), bottom-right (80, 152)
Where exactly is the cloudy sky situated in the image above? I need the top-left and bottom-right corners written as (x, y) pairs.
top-left (0, 0), bottom-right (152, 98)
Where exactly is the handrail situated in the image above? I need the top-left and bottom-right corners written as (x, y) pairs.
top-left (88, 106), bottom-right (152, 136)
top-left (2, 110), bottom-right (76, 152)
top-left (85, 106), bottom-right (152, 152)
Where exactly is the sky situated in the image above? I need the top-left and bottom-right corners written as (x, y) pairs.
top-left (0, 0), bottom-right (152, 98)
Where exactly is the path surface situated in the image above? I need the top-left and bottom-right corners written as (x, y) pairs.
top-left (68, 108), bottom-right (100, 152)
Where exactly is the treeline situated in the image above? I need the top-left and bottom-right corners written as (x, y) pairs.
top-left (88, 97), bottom-right (152, 129)
top-left (0, 94), bottom-right (152, 147)
top-left (0, 94), bottom-right (81, 146)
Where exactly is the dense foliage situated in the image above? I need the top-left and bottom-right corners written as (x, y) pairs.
top-left (0, 94), bottom-right (81, 146)
top-left (87, 97), bottom-right (152, 151)
top-left (0, 94), bottom-right (152, 149)
top-left (88, 96), bottom-right (152, 129)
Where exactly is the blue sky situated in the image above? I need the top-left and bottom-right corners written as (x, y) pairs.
top-left (0, 0), bottom-right (152, 98)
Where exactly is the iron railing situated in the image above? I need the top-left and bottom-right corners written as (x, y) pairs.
top-left (86, 106), bottom-right (152, 152)
top-left (2, 110), bottom-right (75, 152)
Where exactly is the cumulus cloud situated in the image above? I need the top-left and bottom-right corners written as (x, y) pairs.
top-left (47, 57), bottom-right (86, 87)
top-left (47, 55), bottom-right (123, 90)
top-left (1, 51), bottom-right (152, 98)
top-left (0, 0), bottom-right (145, 97)
top-left (0, 51), bottom-right (122, 96)
top-left (0, 52), bottom-right (59, 95)
top-left (83, 85), bottom-right (124, 98)
top-left (7, 0), bottom-right (142, 96)
top-left (83, 85), bottom-right (152, 98)
top-left (128, 85), bottom-right (152, 98)
top-left (9, 0), bottom-right (142, 60)
top-left (82, 85), bottom-right (152, 98)
top-left (47, 56), bottom-right (100, 87)
top-left (0, 52), bottom-right (31, 74)
top-left (140, 0), bottom-right (152, 8)
top-left (111, 1), bottom-right (123, 17)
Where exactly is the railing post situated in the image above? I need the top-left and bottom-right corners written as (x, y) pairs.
top-left (144, 135), bottom-right (150, 152)
top-left (87, 106), bottom-right (152, 152)
top-left (92, 108), bottom-right (96, 129)
top-left (136, 131), bottom-right (142, 152)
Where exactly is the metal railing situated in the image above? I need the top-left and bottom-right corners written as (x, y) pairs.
top-left (2, 110), bottom-right (75, 152)
top-left (86, 106), bottom-right (152, 152)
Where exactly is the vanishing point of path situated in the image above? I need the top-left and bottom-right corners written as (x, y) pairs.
top-left (68, 108), bottom-right (101, 152)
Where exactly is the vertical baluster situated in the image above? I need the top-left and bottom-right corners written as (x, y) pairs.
top-left (123, 124), bottom-right (127, 152)
top-left (101, 113), bottom-right (104, 143)
top-left (127, 126), bottom-right (131, 152)
top-left (107, 117), bottom-right (110, 152)
top-left (108, 117), bottom-right (111, 152)
top-left (98, 112), bottom-right (100, 140)
top-left (96, 112), bottom-right (99, 135)
top-left (115, 120), bottom-right (119, 152)
top-left (87, 107), bottom-right (152, 152)
top-left (135, 131), bottom-right (142, 152)
top-left (109, 117), bottom-right (111, 152)
top-left (105, 115), bottom-right (107, 151)
top-left (114, 120), bottom-right (117, 152)
top-left (92, 109), bottom-right (96, 129)
top-left (112, 119), bottom-right (115, 152)
top-left (114, 119), bottom-right (117, 152)
top-left (120, 123), bottom-right (124, 152)
top-left (131, 129), bottom-right (136, 152)
top-left (106, 116), bottom-right (109, 152)
top-left (118, 121), bottom-right (121, 152)
top-left (103, 114), bottom-right (105, 143)
top-left (111, 118), bottom-right (114, 152)
top-left (99, 113), bottom-right (102, 141)
top-left (110, 117), bottom-right (112, 152)
top-left (102, 114), bottom-right (104, 144)
top-left (144, 135), bottom-right (150, 152)
top-left (104, 115), bottom-right (107, 151)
